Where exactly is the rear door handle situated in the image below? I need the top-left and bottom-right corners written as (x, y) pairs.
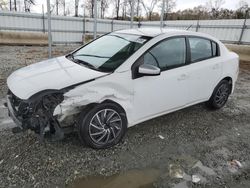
top-left (212, 64), bottom-right (219, 70)
top-left (178, 74), bottom-right (189, 81)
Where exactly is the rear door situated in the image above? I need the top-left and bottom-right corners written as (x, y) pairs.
top-left (185, 37), bottom-right (222, 104)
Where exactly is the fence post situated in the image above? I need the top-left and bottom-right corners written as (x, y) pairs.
top-left (47, 0), bottom-right (52, 58)
top-left (130, 0), bottom-right (134, 28)
top-left (93, 0), bottom-right (97, 39)
top-left (83, 18), bottom-right (85, 44)
top-left (196, 16), bottom-right (200, 32)
top-left (42, 4), bottom-right (45, 33)
top-left (238, 9), bottom-right (249, 44)
top-left (160, 0), bottom-right (165, 28)
top-left (111, 19), bottom-right (114, 32)
top-left (138, 21), bottom-right (141, 28)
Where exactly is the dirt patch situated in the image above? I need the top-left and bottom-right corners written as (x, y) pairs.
top-left (240, 60), bottom-right (250, 71)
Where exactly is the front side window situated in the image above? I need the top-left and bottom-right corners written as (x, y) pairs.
top-left (189, 37), bottom-right (213, 62)
top-left (144, 37), bottom-right (186, 70)
top-left (69, 33), bottom-right (150, 72)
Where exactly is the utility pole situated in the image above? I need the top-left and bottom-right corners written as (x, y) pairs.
top-left (130, 0), bottom-right (134, 28)
top-left (47, 0), bottom-right (52, 58)
top-left (160, 0), bottom-right (165, 28)
top-left (93, 0), bottom-right (97, 39)
top-left (10, 0), bottom-right (12, 11)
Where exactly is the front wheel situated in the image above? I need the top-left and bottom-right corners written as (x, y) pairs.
top-left (78, 103), bottom-right (127, 149)
top-left (206, 80), bottom-right (231, 110)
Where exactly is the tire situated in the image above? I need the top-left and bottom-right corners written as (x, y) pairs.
top-left (78, 102), bottom-right (127, 149)
top-left (206, 80), bottom-right (231, 110)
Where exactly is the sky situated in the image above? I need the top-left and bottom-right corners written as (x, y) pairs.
top-left (31, 0), bottom-right (250, 15)
top-left (174, 0), bottom-right (250, 11)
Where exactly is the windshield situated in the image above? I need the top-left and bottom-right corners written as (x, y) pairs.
top-left (68, 33), bottom-right (150, 72)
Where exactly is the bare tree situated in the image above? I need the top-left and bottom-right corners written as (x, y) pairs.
top-left (24, 0), bottom-right (35, 12)
top-left (85, 0), bottom-right (109, 18)
top-left (62, 0), bottom-right (65, 15)
top-left (206, 0), bottom-right (225, 11)
top-left (238, 0), bottom-right (248, 11)
top-left (55, 0), bottom-right (58, 15)
top-left (66, 6), bottom-right (71, 15)
top-left (85, 0), bottom-right (94, 18)
top-left (122, 0), bottom-right (128, 19)
top-left (136, 0), bottom-right (142, 18)
top-left (75, 0), bottom-right (79, 17)
top-left (0, 0), bottom-right (8, 10)
top-left (13, 0), bottom-right (17, 11)
top-left (114, 0), bottom-right (122, 19)
top-left (141, 0), bottom-right (159, 20)
top-left (158, 0), bottom-right (176, 19)
top-left (100, 0), bottom-right (109, 18)
top-left (206, 0), bottom-right (225, 18)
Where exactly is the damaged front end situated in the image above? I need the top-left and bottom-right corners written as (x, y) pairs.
top-left (7, 90), bottom-right (67, 141)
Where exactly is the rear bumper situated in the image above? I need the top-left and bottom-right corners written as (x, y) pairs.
top-left (6, 94), bottom-right (23, 129)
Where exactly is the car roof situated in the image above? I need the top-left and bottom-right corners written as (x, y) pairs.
top-left (114, 28), bottom-right (197, 37)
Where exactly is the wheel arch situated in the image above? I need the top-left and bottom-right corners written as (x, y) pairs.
top-left (221, 76), bottom-right (233, 94)
top-left (208, 76), bottom-right (233, 100)
top-left (80, 99), bottom-right (128, 126)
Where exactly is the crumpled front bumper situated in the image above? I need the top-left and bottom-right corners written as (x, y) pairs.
top-left (6, 94), bottom-right (23, 129)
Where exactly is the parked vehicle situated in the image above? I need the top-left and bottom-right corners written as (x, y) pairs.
top-left (6, 28), bottom-right (239, 148)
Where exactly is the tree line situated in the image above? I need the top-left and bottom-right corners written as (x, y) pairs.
top-left (0, 0), bottom-right (249, 20)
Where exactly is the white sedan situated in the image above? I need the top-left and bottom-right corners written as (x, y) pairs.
top-left (6, 28), bottom-right (239, 148)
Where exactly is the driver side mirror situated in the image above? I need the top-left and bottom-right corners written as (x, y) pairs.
top-left (138, 64), bottom-right (161, 76)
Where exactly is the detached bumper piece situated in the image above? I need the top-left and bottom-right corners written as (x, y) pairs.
top-left (6, 90), bottom-right (65, 142)
top-left (6, 95), bottom-right (23, 131)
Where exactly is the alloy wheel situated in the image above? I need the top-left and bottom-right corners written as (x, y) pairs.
top-left (214, 83), bottom-right (229, 106)
top-left (89, 109), bottom-right (122, 145)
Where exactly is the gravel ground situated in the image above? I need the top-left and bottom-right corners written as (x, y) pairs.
top-left (0, 45), bottom-right (79, 98)
top-left (0, 45), bottom-right (250, 188)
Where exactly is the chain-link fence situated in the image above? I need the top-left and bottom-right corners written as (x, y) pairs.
top-left (1, 10), bottom-right (250, 45)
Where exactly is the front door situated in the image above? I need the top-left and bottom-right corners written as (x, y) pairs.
top-left (132, 37), bottom-right (190, 123)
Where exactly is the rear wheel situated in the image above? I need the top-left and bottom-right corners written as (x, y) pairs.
top-left (78, 103), bottom-right (127, 149)
top-left (206, 80), bottom-right (231, 110)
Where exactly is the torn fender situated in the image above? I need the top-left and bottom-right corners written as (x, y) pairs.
top-left (53, 71), bottom-right (135, 126)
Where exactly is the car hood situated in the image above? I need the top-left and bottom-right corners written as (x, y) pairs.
top-left (7, 56), bottom-right (108, 99)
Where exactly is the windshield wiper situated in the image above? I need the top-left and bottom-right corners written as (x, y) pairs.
top-left (73, 58), bottom-right (96, 69)
top-left (67, 53), bottom-right (108, 72)
top-left (110, 34), bottom-right (131, 42)
top-left (66, 53), bottom-right (75, 60)
top-left (74, 54), bottom-right (110, 59)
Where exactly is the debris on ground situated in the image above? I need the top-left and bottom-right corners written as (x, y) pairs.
top-left (169, 164), bottom-right (184, 179)
top-left (173, 181), bottom-right (188, 188)
top-left (158, 135), bottom-right (165, 139)
top-left (228, 159), bottom-right (243, 173)
top-left (192, 161), bottom-right (216, 176)
top-left (192, 174), bottom-right (201, 183)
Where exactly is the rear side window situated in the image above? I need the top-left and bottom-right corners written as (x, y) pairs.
top-left (189, 37), bottom-right (212, 62)
top-left (189, 37), bottom-right (220, 63)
